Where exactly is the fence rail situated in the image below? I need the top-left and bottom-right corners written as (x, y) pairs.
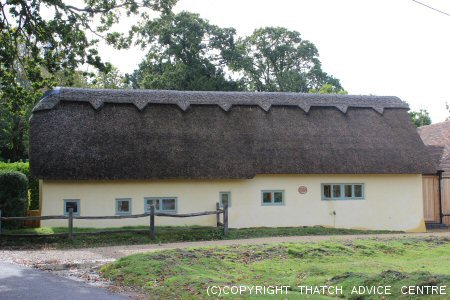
top-left (0, 203), bottom-right (228, 240)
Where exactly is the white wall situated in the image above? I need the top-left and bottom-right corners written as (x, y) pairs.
top-left (41, 174), bottom-right (425, 232)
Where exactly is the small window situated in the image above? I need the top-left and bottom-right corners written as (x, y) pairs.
top-left (323, 185), bottom-right (331, 198)
top-left (333, 185), bottom-right (341, 198)
top-left (162, 198), bottom-right (176, 211)
top-left (261, 190), bottom-right (284, 206)
top-left (274, 191), bottom-right (283, 203)
top-left (262, 192), bottom-right (272, 204)
top-left (322, 184), bottom-right (365, 200)
top-left (116, 198), bottom-right (132, 215)
top-left (145, 198), bottom-right (160, 211)
top-left (144, 197), bottom-right (177, 213)
top-left (354, 184), bottom-right (363, 198)
top-left (344, 185), bottom-right (352, 198)
top-left (219, 192), bottom-right (231, 208)
top-left (64, 199), bottom-right (80, 216)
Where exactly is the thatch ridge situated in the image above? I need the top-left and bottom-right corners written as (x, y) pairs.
top-left (33, 87), bottom-right (408, 114)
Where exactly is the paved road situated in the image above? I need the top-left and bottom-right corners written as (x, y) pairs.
top-left (0, 262), bottom-right (128, 300)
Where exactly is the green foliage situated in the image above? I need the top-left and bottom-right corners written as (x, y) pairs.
top-left (100, 238), bottom-right (450, 299)
top-left (0, 0), bottom-right (177, 161)
top-left (128, 12), bottom-right (241, 91)
top-left (0, 162), bottom-right (39, 210)
top-left (230, 27), bottom-right (343, 92)
top-left (309, 83), bottom-right (348, 94)
top-left (52, 70), bottom-right (92, 88)
top-left (52, 67), bottom-right (128, 89)
top-left (0, 171), bottom-right (28, 229)
top-left (131, 21), bottom-right (343, 93)
top-left (0, 86), bottom-right (40, 162)
top-left (91, 67), bottom-right (129, 89)
top-left (409, 109), bottom-right (432, 128)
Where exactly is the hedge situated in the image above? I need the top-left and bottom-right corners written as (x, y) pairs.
top-left (0, 171), bottom-right (28, 229)
top-left (0, 162), bottom-right (39, 210)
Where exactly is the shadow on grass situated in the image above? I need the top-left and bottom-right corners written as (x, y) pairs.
top-left (0, 226), bottom-right (398, 250)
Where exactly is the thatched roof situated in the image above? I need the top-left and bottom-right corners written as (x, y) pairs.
top-left (30, 87), bottom-right (435, 180)
top-left (419, 121), bottom-right (450, 175)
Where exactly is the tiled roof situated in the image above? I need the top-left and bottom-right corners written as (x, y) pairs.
top-left (418, 120), bottom-right (450, 174)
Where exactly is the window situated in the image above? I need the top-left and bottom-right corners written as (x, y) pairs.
top-left (116, 198), bottom-right (132, 215)
top-left (219, 192), bottom-right (231, 208)
top-left (322, 184), bottom-right (364, 200)
top-left (333, 185), bottom-right (341, 198)
top-left (144, 197), bottom-right (177, 213)
top-left (261, 190), bottom-right (284, 205)
top-left (64, 199), bottom-right (80, 216)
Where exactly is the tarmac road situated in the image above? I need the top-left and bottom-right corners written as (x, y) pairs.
top-left (0, 262), bottom-right (128, 300)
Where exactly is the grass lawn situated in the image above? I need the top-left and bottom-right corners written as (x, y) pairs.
top-left (100, 237), bottom-right (450, 299)
top-left (0, 226), bottom-right (395, 249)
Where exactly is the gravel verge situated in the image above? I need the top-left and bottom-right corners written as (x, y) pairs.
top-left (1, 231), bottom-right (449, 290)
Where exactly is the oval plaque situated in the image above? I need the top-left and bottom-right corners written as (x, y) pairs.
top-left (298, 186), bottom-right (308, 194)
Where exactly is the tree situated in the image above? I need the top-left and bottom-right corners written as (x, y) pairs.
top-left (0, 0), bottom-right (176, 161)
top-left (51, 67), bottom-right (127, 89)
top-left (52, 70), bottom-right (92, 88)
top-left (229, 27), bottom-right (342, 92)
top-left (309, 83), bottom-right (347, 94)
top-left (128, 12), bottom-right (241, 91)
top-left (92, 67), bottom-right (128, 89)
top-left (409, 109), bottom-right (431, 128)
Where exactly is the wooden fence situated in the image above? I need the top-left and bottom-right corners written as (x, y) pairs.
top-left (0, 203), bottom-right (228, 240)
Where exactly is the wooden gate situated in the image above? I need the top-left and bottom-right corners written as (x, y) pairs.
top-left (422, 175), bottom-right (440, 223)
top-left (441, 177), bottom-right (450, 225)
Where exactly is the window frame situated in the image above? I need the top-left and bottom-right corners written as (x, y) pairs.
top-left (144, 197), bottom-right (178, 213)
top-left (321, 183), bottom-right (365, 200)
top-left (261, 190), bottom-right (285, 206)
top-left (115, 198), bottom-right (132, 215)
top-left (219, 192), bottom-right (231, 208)
top-left (63, 199), bottom-right (80, 216)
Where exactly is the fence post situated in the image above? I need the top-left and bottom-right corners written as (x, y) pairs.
top-left (216, 202), bottom-right (220, 227)
top-left (68, 208), bottom-right (74, 241)
top-left (150, 205), bottom-right (155, 240)
top-left (223, 202), bottom-right (229, 236)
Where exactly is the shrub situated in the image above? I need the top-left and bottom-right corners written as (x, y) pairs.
top-left (0, 162), bottom-right (39, 210)
top-left (0, 171), bottom-right (28, 229)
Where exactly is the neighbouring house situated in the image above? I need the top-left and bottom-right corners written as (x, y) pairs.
top-left (30, 87), bottom-right (435, 231)
top-left (418, 121), bottom-right (450, 226)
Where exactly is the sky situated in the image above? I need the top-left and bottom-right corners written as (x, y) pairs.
top-left (99, 0), bottom-right (450, 123)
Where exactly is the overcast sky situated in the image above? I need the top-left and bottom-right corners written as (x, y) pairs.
top-left (100, 0), bottom-right (450, 123)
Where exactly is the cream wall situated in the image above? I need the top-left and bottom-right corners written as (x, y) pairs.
top-left (40, 174), bottom-right (425, 232)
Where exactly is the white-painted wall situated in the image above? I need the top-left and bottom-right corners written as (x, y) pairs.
top-left (40, 174), bottom-right (425, 232)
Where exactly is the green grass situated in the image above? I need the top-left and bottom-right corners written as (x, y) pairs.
top-left (100, 237), bottom-right (450, 299)
top-left (0, 226), bottom-right (395, 249)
